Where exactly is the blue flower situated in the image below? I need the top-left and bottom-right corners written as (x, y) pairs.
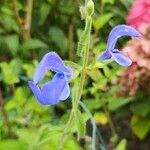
top-left (28, 52), bottom-right (73, 105)
top-left (99, 25), bottom-right (141, 66)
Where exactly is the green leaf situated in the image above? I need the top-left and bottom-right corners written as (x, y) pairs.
top-left (0, 59), bottom-right (22, 84)
top-left (87, 69), bottom-right (103, 82)
top-left (110, 134), bottom-right (119, 144)
top-left (16, 129), bottom-right (39, 147)
top-left (0, 140), bottom-right (27, 150)
top-left (5, 87), bottom-right (27, 111)
top-left (0, 15), bottom-right (19, 32)
top-left (58, 0), bottom-right (73, 15)
top-left (75, 110), bottom-right (86, 139)
top-left (64, 61), bottom-right (81, 81)
top-left (23, 60), bottom-right (38, 78)
top-left (115, 139), bottom-right (127, 150)
top-left (71, 79), bottom-right (79, 103)
top-left (15, 125), bottom-right (81, 150)
top-left (49, 26), bottom-right (68, 51)
top-left (108, 97), bottom-right (133, 111)
top-left (93, 13), bottom-right (113, 31)
top-left (1, 6), bottom-right (13, 16)
top-left (83, 98), bottom-right (103, 111)
top-left (38, 2), bottom-right (52, 25)
top-left (64, 61), bottom-right (82, 70)
top-left (130, 100), bottom-right (150, 117)
top-left (21, 39), bottom-right (48, 51)
top-left (4, 35), bottom-right (19, 54)
top-left (0, 35), bottom-right (19, 55)
top-left (131, 115), bottom-right (150, 140)
top-left (102, 0), bottom-right (115, 5)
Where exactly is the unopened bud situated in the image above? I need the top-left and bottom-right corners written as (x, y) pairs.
top-left (80, 6), bottom-right (86, 20)
top-left (87, 0), bottom-right (94, 16)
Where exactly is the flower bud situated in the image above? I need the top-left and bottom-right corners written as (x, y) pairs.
top-left (87, 0), bottom-right (94, 16)
top-left (80, 6), bottom-right (86, 20)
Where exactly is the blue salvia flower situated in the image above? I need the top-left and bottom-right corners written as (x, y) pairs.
top-left (99, 25), bottom-right (141, 66)
top-left (28, 52), bottom-right (73, 105)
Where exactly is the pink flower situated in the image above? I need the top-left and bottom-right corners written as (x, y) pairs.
top-left (118, 24), bottom-right (150, 96)
top-left (127, 0), bottom-right (150, 28)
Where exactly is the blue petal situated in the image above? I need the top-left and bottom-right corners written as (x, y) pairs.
top-left (110, 49), bottom-right (132, 66)
top-left (28, 81), bottom-right (46, 105)
top-left (107, 25), bottom-right (141, 50)
top-left (59, 83), bottom-right (70, 101)
top-left (99, 50), bottom-right (112, 61)
top-left (40, 76), bottom-right (67, 105)
top-left (33, 52), bottom-right (71, 84)
top-left (52, 72), bottom-right (70, 101)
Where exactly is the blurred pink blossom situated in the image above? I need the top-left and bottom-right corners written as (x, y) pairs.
top-left (127, 0), bottom-right (150, 28)
top-left (118, 25), bottom-right (150, 96)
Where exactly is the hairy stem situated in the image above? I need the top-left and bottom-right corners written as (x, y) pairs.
top-left (77, 17), bottom-right (92, 57)
top-left (73, 43), bottom-right (90, 112)
top-left (59, 17), bottom-right (92, 150)
top-left (74, 17), bottom-right (92, 112)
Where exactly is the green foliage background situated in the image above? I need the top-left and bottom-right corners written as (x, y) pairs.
top-left (0, 0), bottom-right (150, 149)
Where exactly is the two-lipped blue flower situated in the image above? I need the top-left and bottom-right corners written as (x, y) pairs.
top-left (99, 25), bottom-right (141, 66)
top-left (28, 52), bottom-right (73, 105)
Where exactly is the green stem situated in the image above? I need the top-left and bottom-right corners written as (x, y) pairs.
top-left (77, 17), bottom-right (92, 57)
top-left (59, 18), bottom-right (92, 150)
top-left (59, 43), bottom-right (90, 150)
top-left (74, 43), bottom-right (90, 112)
top-left (74, 17), bottom-right (92, 112)
top-left (59, 110), bottom-right (74, 150)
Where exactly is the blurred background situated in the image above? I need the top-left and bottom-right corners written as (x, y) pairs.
top-left (0, 0), bottom-right (150, 149)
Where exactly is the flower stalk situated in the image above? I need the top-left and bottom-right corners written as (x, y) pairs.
top-left (59, 1), bottom-right (94, 149)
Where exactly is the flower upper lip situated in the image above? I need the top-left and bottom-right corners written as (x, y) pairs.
top-left (99, 24), bottom-right (141, 66)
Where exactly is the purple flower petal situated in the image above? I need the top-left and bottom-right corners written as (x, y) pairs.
top-left (98, 25), bottom-right (141, 66)
top-left (110, 49), bottom-right (132, 66)
top-left (28, 81), bottom-right (45, 105)
top-left (107, 25), bottom-right (141, 50)
top-left (41, 77), bottom-right (66, 105)
top-left (29, 72), bottom-right (69, 105)
top-left (99, 50), bottom-right (112, 61)
top-left (33, 52), bottom-right (71, 84)
top-left (59, 83), bottom-right (70, 101)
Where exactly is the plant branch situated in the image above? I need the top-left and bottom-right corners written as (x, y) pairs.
top-left (11, 0), bottom-right (36, 58)
top-left (103, 104), bottom-right (116, 136)
top-left (11, 0), bottom-right (33, 40)
top-left (59, 17), bottom-right (92, 150)
top-left (0, 89), bottom-right (15, 138)
top-left (24, 0), bottom-right (34, 40)
top-left (11, 0), bottom-right (26, 40)
top-left (73, 17), bottom-right (92, 113)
